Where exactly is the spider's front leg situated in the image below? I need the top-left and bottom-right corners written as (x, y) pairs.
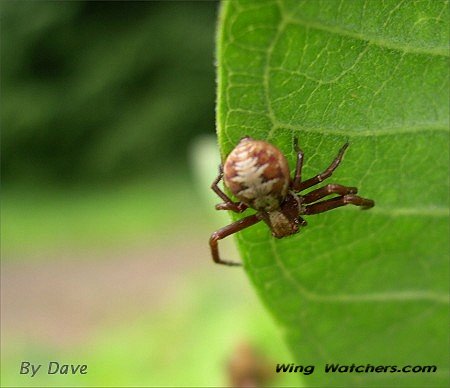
top-left (210, 214), bottom-right (262, 266)
top-left (291, 137), bottom-right (304, 191)
top-left (297, 143), bottom-right (349, 192)
top-left (211, 165), bottom-right (248, 213)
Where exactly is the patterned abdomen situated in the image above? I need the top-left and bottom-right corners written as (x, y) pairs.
top-left (223, 137), bottom-right (290, 211)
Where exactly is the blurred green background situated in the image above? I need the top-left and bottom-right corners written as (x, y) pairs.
top-left (1, 2), bottom-right (298, 387)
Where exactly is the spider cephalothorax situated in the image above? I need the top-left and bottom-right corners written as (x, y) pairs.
top-left (210, 137), bottom-right (374, 266)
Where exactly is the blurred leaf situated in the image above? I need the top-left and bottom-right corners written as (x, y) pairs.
top-left (216, 0), bottom-right (449, 386)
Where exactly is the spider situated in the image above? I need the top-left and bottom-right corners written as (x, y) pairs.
top-left (209, 136), bottom-right (374, 266)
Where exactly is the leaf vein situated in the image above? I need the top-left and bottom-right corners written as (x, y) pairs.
top-left (285, 15), bottom-right (449, 57)
top-left (269, 239), bottom-right (448, 304)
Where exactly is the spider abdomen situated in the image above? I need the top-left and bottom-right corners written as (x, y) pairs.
top-left (223, 137), bottom-right (290, 211)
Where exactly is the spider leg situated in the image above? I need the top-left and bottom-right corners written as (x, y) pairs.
top-left (210, 214), bottom-right (262, 266)
top-left (296, 143), bottom-right (349, 192)
top-left (303, 184), bottom-right (358, 204)
top-left (291, 137), bottom-right (304, 191)
top-left (304, 195), bottom-right (374, 215)
top-left (299, 217), bottom-right (307, 226)
top-left (211, 165), bottom-right (248, 213)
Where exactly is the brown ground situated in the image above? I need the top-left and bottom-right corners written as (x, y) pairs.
top-left (1, 235), bottom-right (217, 347)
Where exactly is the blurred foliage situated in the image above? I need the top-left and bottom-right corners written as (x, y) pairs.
top-left (2, 176), bottom-right (203, 257)
top-left (2, 269), bottom-right (300, 387)
top-left (2, 1), bottom-right (217, 185)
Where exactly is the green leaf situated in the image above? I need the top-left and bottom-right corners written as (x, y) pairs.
top-left (216, 0), bottom-right (449, 386)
